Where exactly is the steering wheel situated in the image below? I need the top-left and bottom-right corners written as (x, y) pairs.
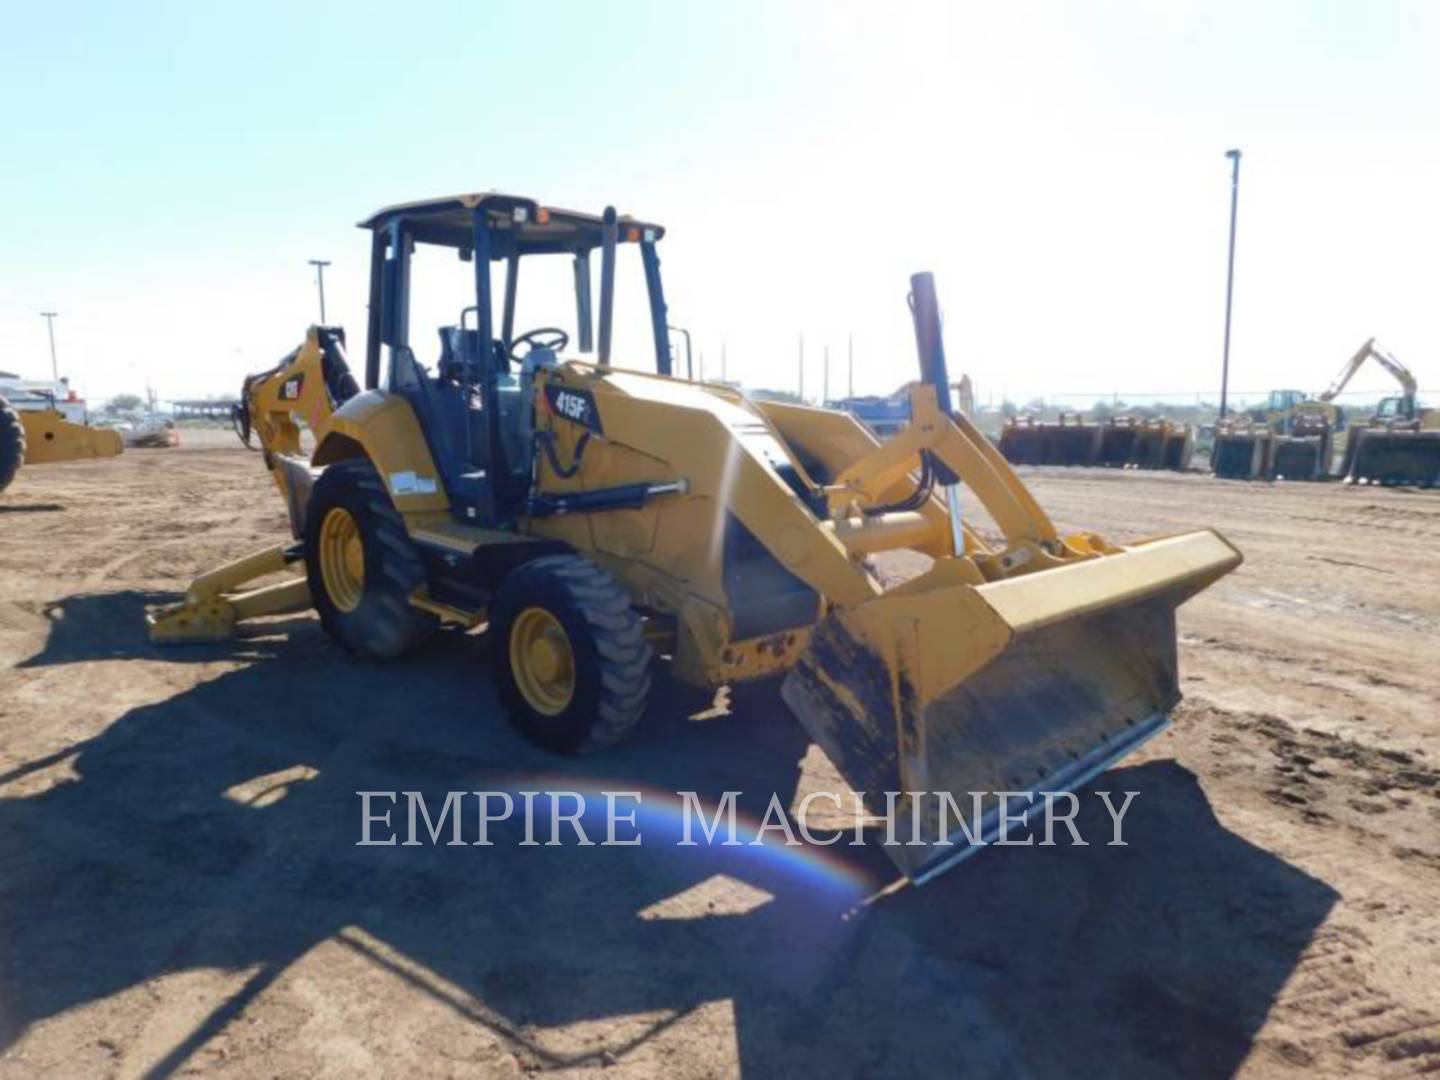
top-left (509, 326), bottom-right (569, 361)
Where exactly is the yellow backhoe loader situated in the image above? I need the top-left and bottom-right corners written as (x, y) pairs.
top-left (148, 192), bottom-right (1241, 883)
top-left (0, 382), bottom-right (124, 494)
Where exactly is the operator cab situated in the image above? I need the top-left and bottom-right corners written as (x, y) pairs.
top-left (1266, 389), bottom-right (1306, 412)
top-left (359, 193), bottom-right (672, 524)
top-left (1374, 394), bottom-right (1416, 424)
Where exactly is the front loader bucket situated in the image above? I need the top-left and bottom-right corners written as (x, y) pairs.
top-left (781, 530), bottom-right (1241, 883)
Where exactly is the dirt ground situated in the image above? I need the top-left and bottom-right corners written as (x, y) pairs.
top-left (2, 431), bottom-right (1439, 1078)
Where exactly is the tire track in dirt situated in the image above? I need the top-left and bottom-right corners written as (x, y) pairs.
top-left (1268, 924), bottom-right (1440, 1074)
top-left (1184, 703), bottom-right (1440, 869)
top-left (1170, 702), bottom-right (1440, 1074)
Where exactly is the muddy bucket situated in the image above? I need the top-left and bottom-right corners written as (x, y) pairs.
top-left (781, 530), bottom-right (1241, 883)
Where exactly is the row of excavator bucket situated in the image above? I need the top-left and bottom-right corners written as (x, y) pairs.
top-left (998, 415), bottom-right (1193, 471)
top-left (1213, 422), bottom-right (1439, 486)
top-left (1211, 428), bottom-right (1330, 481)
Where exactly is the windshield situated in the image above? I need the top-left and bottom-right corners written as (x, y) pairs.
top-left (401, 238), bottom-right (662, 375)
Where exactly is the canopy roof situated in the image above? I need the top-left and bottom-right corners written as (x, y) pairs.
top-left (358, 192), bottom-right (665, 256)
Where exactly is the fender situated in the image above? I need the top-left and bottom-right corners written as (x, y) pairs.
top-left (315, 390), bottom-right (449, 513)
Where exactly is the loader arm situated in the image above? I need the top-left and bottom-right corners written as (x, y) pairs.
top-left (827, 387), bottom-right (1062, 550)
top-left (779, 272), bottom-right (1243, 883)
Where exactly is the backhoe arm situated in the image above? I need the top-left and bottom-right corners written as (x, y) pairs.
top-left (1321, 338), bottom-right (1419, 401)
top-left (235, 326), bottom-right (359, 464)
top-left (150, 325), bottom-right (359, 644)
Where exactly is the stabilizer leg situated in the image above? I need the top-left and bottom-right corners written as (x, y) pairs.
top-left (147, 545), bottom-right (310, 643)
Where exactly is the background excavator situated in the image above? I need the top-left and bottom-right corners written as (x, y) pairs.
top-left (148, 191), bottom-right (1240, 884)
top-left (0, 375), bottom-right (124, 495)
top-left (1213, 338), bottom-right (1438, 485)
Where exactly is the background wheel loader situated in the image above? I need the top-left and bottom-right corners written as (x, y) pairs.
top-left (0, 380), bottom-right (124, 495)
top-left (149, 191), bottom-right (1241, 883)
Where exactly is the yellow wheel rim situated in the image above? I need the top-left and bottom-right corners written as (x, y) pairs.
top-left (318, 507), bottom-right (365, 613)
top-left (510, 607), bottom-right (576, 716)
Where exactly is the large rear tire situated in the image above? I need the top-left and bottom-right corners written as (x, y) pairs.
top-left (304, 459), bottom-right (437, 659)
top-left (0, 394), bottom-right (25, 494)
top-left (492, 555), bottom-right (652, 755)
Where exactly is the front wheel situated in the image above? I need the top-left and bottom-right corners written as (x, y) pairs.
top-left (492, 555), bottom-right (652, 754)
top-left (304, 459), bottom-right (437, 659)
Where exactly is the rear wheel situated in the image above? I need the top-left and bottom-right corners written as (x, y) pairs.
top-left (492, 555), bottom-right (652, 754)
top-left (0, 394), bottom-right (25, 494)
top-left (304, 459), bottom-right (437, 658)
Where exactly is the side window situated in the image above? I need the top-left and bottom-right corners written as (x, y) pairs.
top-left (407, 243), bottom-right (484, 371)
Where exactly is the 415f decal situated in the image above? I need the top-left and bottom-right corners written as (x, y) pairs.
top-left (544, 385), bottom-right (603, 435)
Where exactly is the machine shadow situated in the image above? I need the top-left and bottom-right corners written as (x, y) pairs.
top-left (0, 627), bottom-right (1337, 1077)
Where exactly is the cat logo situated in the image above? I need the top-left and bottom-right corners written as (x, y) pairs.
top-left (544, 385), bottom-right (603, 434)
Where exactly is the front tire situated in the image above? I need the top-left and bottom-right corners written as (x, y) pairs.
top-left (492, 555), bottom-right (652, 754)
top-left (0, 394), bottom-right (25, 494)
top-left (304, 459), bottom-right (437, 659)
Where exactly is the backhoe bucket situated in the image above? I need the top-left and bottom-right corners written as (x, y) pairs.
top-left (781, 529), bottom-right (1241, 883)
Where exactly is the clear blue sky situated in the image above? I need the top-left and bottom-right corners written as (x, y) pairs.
top-left (3, 1), bottom-right (1438, 407)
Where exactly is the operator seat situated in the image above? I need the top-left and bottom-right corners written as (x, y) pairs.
top-left (435, 326), bottom-right (531, 486)
top-left (437, 326), bottom-right (511, 383)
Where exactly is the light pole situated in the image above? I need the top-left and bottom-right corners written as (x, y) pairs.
top-left (798, 333), bottom-right (805, 401)
top-left (1220, 149), bottom-right (1242, 420)
top-left (667, 325), bottom-right (692, 379)
top-left (39, 311), bottom-right (59, 381)
top-left (847, 333), bottom-right (854, 398)
top-left (309, 259), bottom-right (332, 324)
